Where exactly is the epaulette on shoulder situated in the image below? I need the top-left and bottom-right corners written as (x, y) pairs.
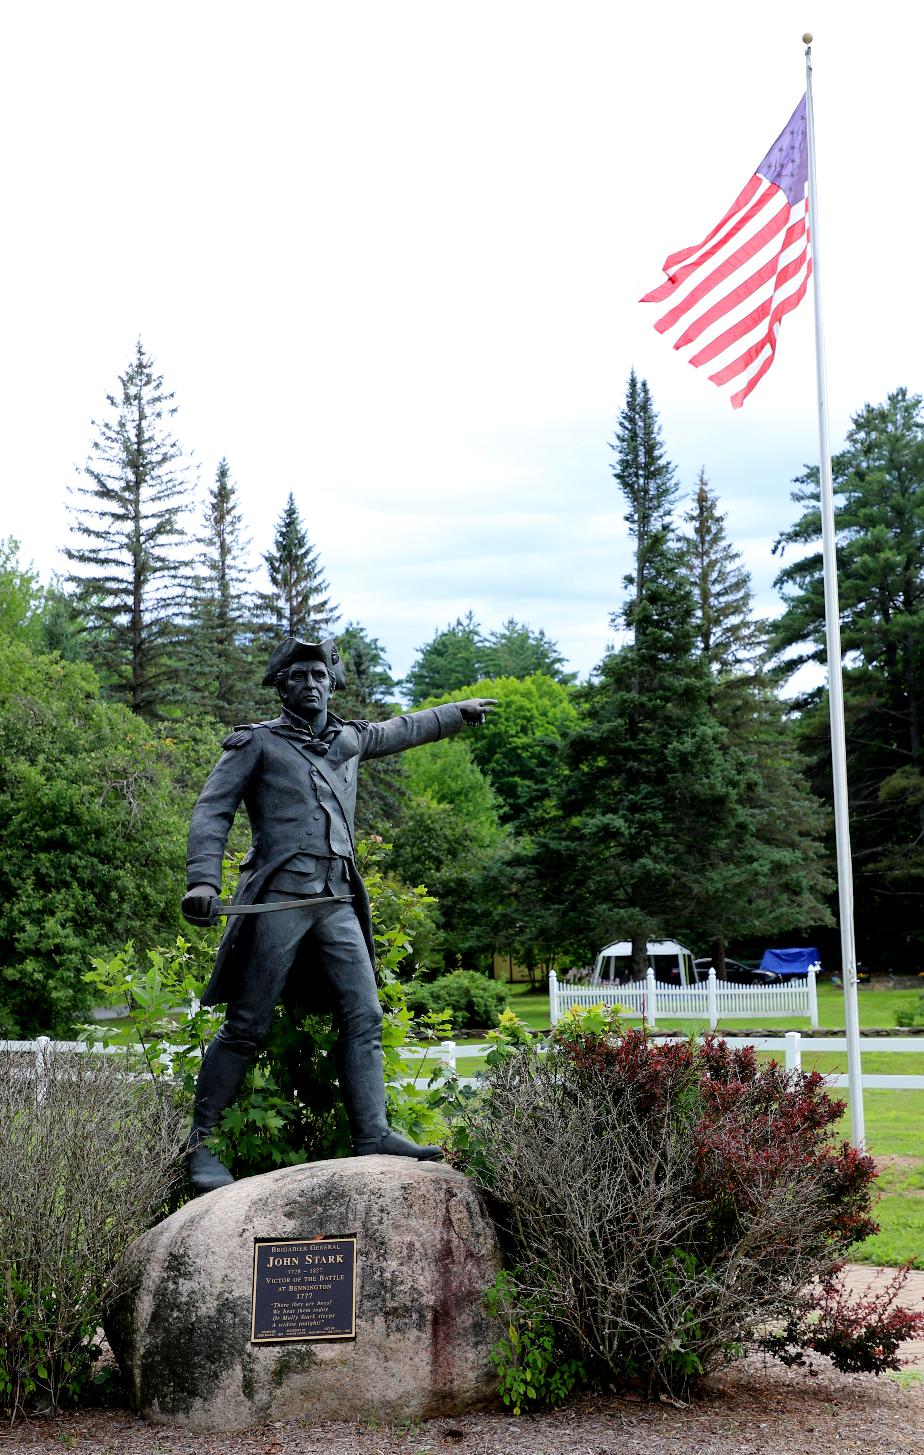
top-left (221, 724), bottom-right (255, 750)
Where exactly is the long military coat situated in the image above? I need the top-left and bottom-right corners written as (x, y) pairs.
top-left (187, 703), bottom-right (465, 1006)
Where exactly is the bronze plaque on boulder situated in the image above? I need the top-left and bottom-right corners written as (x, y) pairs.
top-left (251, 1235), bottom-right (357, 1343)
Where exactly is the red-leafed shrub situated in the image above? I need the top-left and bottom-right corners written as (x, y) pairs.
top-left (456, 1013), bottom-right (881, 1400)
top-left (760, 1262), bottom-right (924, 1375)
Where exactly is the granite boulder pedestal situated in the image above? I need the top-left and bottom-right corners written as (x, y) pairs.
top-left (104, 1156), bottom-right (503, 1432)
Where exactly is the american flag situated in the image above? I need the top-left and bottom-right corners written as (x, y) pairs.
top-left (640, 97), bottom-right (811, 409)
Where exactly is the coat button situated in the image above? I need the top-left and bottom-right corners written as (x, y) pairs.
top-left (313, 812), bottom-right (322, 820)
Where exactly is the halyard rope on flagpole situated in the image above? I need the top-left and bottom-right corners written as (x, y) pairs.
top-left (803, 33), bottom-right (865, 1147)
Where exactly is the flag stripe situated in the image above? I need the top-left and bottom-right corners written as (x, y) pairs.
top-left (654, 197), bottom-right (790, 335)
top-left (640, 96), bottom-right (811, 409)
top-left (644, 182), bottom-right (779, 306)
top-left (641, 177), bottom-right (770, 303)
top-left (717, 264), bottom-right (811, 396)
top-left (659, 175), bottom-right (765, 274)
top-left (685, 225), bottom-right (809, 362)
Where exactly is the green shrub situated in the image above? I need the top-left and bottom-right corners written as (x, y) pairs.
top-left (896, 995), bottom-right (924, 1028)
top-left (405, 969), bottom-right (509, 1030)
top-left (0, 1044), bottom-right (184, 1417)
top-left (484, 1270), bottom-right (587, 1414)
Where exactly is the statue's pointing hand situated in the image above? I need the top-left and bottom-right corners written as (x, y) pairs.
top-left (182, 884), bottom-right (220, 927)
top-left (457, 698), bottom-right (498, 725)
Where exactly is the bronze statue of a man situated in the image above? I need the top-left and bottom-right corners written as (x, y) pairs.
top-left (181, 636), bottom-right (496, 1195)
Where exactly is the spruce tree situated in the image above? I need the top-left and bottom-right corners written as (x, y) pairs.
top-left (611, 369), bottom-right (679, 660)
top-left (64, 341), bottom-right (197, 718)
top-left (257, 493), bottom-right (337, 641)
top-left (538, 375), bottom-right (832, 974)
top-left (682, 469), bottom-right (765, 682)
top-left (189, 459), bottom-right (259, 724)
top-left (557, 376), bottom-right (727, 972)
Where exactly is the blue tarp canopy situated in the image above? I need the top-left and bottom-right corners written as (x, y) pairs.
top-left (760, 946), bottom-right (821, 978)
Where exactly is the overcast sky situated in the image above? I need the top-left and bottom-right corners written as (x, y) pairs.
top-left (2, 1), bottom-right (919, 684)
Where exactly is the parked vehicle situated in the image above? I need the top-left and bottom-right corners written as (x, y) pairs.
top-left (593, 940), bottom-right (696, 986)
top-left (692, 957), bottom-right (783, 987)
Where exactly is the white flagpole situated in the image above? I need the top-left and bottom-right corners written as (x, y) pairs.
top-left (803, 34), bottom-right (865, 1146)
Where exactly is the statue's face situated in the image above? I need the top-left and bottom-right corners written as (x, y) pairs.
top-left (280, 662), bottom-right (332, 720)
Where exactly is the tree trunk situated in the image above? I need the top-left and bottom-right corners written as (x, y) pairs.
top-left (710, 934), bottom-right (726, 979)
top-left (630, 929), bottom-right (648, 981)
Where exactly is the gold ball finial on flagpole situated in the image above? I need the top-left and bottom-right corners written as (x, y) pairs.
top-left (802, 32), bottom-right (813, 44)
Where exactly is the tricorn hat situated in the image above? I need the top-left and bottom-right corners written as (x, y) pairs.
top-left (261, 637), bottom-right (348, 691)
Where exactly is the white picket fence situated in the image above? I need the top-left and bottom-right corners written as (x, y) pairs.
top-left (4, 1027), bottom-right (922, 1095)
top-left (549, 966), bottom-right (820, 1030)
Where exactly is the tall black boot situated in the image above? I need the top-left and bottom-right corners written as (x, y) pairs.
top-left (337, 1016), bottom-right (443, 1163)
top-left (188, 1035), bottom-right (254, 1195)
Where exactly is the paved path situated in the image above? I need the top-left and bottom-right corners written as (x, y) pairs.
top-left (843, 1263), bottom-right (924, 1370)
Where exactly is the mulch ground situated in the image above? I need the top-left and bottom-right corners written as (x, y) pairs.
top-left (3, 1266), bottom-right (923, 1455)
top-left (2, 1359), bottom-right (923, 1455)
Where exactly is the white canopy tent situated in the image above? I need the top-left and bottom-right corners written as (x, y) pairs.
top-left (592, 940), bottom-right (696, 987)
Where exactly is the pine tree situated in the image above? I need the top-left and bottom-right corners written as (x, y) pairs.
top-left (189, 459), bottom-right (260, 724)
top-left (64, 341), bottom-right (197, 718)
top-left (772, 387), bottom-right (924, 966)
top-left (256, 493), bottom-right (338, 641)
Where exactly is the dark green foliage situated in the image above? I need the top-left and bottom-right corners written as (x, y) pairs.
top-left (682, 469), bottom-right (765, 683)
top-left (612, 368), bottom-right (679, 646)
top-left (256, 492), bottom-right (337, 640)
top-left (520, 376), bottom-right (832, 970)
top-left (188, 459), bottom-right (261, 724)
top-left (404, 611), bottom-right (483, 705)
top-left (405, 970), bottom-right (509, 1029)
top-left (337, 622), bottom-right (397, 704)
top-left (772, 388), bottom-right (924, 967)
top-left (404, 613), bottom-right (571, 705)
top-left (550, 375), bottom-right (740, 960)
top-left (63, 341), bottom-right (197, 719)
top-left (480, 619), bottom-right (574, 683)
top-left (0, 637), bottom-right (200, 1035)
